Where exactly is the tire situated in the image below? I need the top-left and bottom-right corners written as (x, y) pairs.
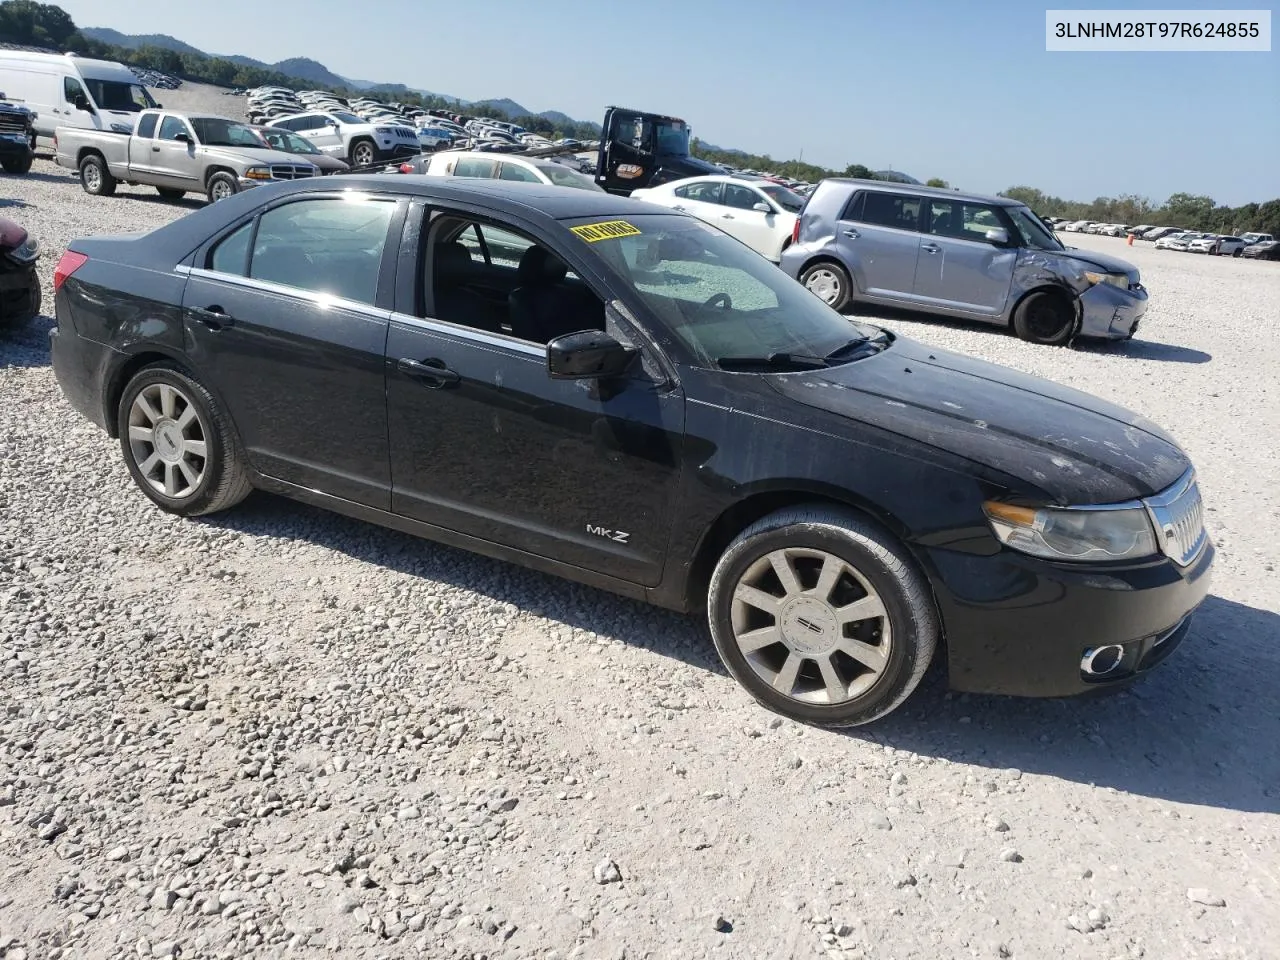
top-left (1, 154), bottom-right (32, 175)
top-left (1012, 289), bottom-right (1075, 345)
top-left (116, 363), bottom-right (252, 517)
top-left (1232, 248), bottom-right (1242, 258)
top-left (206, 171), bottom-right (238, 203)
top-left (348, 139), bottom-right (376, 168)
top-left (156, 187), bottom-right (186, 201)
top-left (79, 155), bottom-right (116, 196)
top-left (707, 506), bottom-right (939, 727)
top-left (799, 261), bottom-right (852, 312)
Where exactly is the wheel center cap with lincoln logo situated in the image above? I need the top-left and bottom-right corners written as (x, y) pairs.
top-left (780, 597), bottom-right (838, 656)
top-left (154, 420), bottom-right (183, 463)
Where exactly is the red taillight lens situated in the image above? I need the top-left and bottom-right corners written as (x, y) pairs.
top-left (53, 251), bottom-right (88, 292)
top-left (791, 218), bottom-right (801, 245)
top-left (398, 163), bottom-right (413, 174)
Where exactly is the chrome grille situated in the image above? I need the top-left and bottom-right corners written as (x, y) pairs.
top-left (0, 115), bottom-right (28, 135)
top-left (1143, 470), bottom-right (1207, 566)
top-left (269, 164), bottom-right (317, 180)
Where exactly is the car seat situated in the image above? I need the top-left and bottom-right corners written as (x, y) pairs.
top-left (507, 246), bottom-right (600, 344)
top-left (432, 241), bottom-right (502, 332)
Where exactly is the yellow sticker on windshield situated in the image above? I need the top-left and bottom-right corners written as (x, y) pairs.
top-left (570, 220), bottom-right (642, 242)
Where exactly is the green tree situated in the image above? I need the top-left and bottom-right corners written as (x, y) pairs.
top-left (0, 0), bottom-right (77, 47)
top-left (925, 177), bottom-right (949, 188)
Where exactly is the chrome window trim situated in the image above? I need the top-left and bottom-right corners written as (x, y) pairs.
top-left (388, 310), bottom-right (545, 358)
top-left (181, 265), bottom-right (388, 316)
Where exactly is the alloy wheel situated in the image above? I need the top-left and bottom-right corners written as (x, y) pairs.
top-left (730, 548), bottom-right (891, 705)
top-left (804, 269), bottom-right (841, 305)
top-left (354, 143), bottom-right (374, 166)
top-left (127, 383), bottom-right (208, 499)
top-left (210, 180), bottom-right (233, 202)
top-left (83, 164), bottom-right (101, 192)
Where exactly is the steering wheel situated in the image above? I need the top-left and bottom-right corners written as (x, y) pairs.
top-left (704, 292), bottom-right (732, 310)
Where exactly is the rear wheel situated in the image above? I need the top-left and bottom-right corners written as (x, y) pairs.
top-left (1013, 290), bottom-right (1075, 345)
top-left (79, 155), bottom-right (116, 196)
top-left (707, 506), bottom-right (938, 727)
top-left (799, 261), bottom-right (852, 312)
top-left (117, 364), bottom-right (252, 517)
top-left (156, 187), bottom-right (186, 201)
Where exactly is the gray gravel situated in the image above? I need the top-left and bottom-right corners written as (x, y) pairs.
top-left (2, 94), bottom-right (1279, 958)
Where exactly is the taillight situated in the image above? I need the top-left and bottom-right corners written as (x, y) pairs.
top-left (791, 218), bottom-right (801, 246)
top-left (398, 163), bottom-right (413, 174)
top-left (53, 251), bottom-right (88, 292)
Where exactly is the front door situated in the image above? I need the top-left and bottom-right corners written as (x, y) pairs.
top-left (718, 182), bottom-right (778, 258)
top-left (912, 199), bottom-right (1017, 316)
top-left (386, 209), bottom-right (684, 586)
top-left (182, 194), bottom-right (402, 507)
top-left (151, 114), bottom-right (201, 190)
top-left (838, 190), bottom-right (923, 300)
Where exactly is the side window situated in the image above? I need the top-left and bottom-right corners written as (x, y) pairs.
top-left (454, 158), bottom-right (497, 178)
top-left (477, 223), bottom-right (535, 269)
top-left (63, 76), bottom-right (86, 104)
top-left (929, 202), bottom-right (1003, 241)
top-left (723, 184), bottom-right (762, 210)
top-left (859, 192), bottom-right (923, 230)
top-left (273, 118), bottom-right (297, 131)
top-left (498, 162), bottom-right (540, 183)
top-left (248, 198), bottom-right (396, 305)
top-left (299, 116), bottom-right (326, 131)
top-left (158, 116), bottom-right (189, 141)
top-left (208, 221), bottom-right (254, 276)
top-left (839, 191), bottom-right (865, 222)
top-left (681, 181), bottom-right (722, 204)
top-left (136, 113), bottom-right (158, 139)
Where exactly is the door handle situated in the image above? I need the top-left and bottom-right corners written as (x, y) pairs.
top-left (152, 146), bottom-right (161, 152)
top-left (192, 305), bottom-right (234, 330)
top-left (722, 214), bottom-right (735, 220)
top-left (672, 205), bottom-right (685, 212)
top-left (842, 229), bottom-right (860, 239)
top-left (398, 357), bottom-right (460, 388)
top-left (921, 242), bottom-right (941, 254)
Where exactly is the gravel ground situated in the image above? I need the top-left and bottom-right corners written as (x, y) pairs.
top-left (2, 92), bottom-right (1279, 959)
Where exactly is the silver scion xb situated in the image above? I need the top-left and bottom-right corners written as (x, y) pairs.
top-left (780, 180), bottom-right (1148, 345)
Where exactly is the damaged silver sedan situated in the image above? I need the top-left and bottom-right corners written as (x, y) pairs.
top-left (780, 180), bottom-right (1147, 345)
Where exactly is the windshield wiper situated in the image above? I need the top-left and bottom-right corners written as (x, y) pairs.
top-left (716, 352), bottom-right (829, 372)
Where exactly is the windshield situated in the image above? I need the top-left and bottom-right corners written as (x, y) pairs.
top-left (261, 128), bottom-right (318, 154)
top-left (654, 120), bottom-right (690, 156)
top-left (190, 117), bottom-right (267, 148)
top-left (569, 213), bottom-right (879, 368)
top-left (329, 111), bottom-right (364, 124)
top-left (536, 163), bottom-right (603, 192)
top-left (758, 183), bottom-right (806, 213)
top-left (84, 78), bottom-right (155, 113)
top-left (1007, 205), bottom-right (1064, 251)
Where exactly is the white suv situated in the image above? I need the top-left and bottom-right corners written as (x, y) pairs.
top-left (267, 110), bottom-right (418, 167)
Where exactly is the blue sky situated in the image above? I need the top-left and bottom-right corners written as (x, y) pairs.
top-left (56, 0), bottom-right (1278, 204)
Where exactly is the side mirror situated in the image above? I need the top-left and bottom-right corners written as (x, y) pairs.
top-left (985, 227), bottom-right (1010, 245)
top-left (173, 132), bottom-right (192, 144)
top-left (74, 94), bottom-right (93, 113)
top-left (155, 102), bottom-right (164, 109)
top-left (547, 330), bottom-right (637, 380)
top-left (752, 201), bottom-right (772, 214)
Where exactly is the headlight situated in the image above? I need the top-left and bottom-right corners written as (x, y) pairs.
top-left (243, 166), bottom-right (273, 181)
top-left (1083, 271), bottom-right (1129, 289)
top-left (375, 126), bottom-right (394, 135)
top-left (983, 501), bottom-right (1157, 562)
top-left (5, 236), bottom-right (38, 264)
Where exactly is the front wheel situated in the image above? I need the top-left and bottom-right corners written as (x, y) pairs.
top-left (206, 172), bottom-right (238, 203)
top-left (1, 154), bottom-right (32, 175)
top-left (117, 364), bottom-right (252, 516)
top-left (707, 507), bottom-right (939, 727)
top-left (1013, 290), bottom-right (1075, 345)
top-left (80, 155), bottom-right (116, 196)
top-left (349, 140), bottom-right (375, 167)
top-left (799, 261), bottom-right (852, 312)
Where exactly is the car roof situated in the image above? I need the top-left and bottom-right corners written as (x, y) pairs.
top-left (820, 178), bottom-right (1020, 206)
top-left (129, 177), bottom-right (661, 261)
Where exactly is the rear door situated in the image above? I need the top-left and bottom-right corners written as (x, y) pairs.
top-left (181, 193), bottom-right (402, 506)
top-left (838, 190), bottom-right (923, 299)
top-left (672, 180), bottom-right (723, 221)
top-left (911, 199), bottom-right (1017, 315)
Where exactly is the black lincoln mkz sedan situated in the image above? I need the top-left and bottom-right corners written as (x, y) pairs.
top-left (50, 177), bottom-right (1213, 726)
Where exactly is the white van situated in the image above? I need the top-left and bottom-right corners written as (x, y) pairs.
top-left (0, 51), bottom-right (158, 148)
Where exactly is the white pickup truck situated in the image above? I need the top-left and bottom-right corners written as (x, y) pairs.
top-left (55, 109), bottom-right (320, 203)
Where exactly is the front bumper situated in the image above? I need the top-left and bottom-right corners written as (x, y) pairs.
top-left (0, 262), bottom-right (40, 326)
top-left (1078, 281), bottom-right (1148, 339)
top-left (925, 538), bottom-right (1213, 698)
top-left (0, 131), bottom-right (32, 160)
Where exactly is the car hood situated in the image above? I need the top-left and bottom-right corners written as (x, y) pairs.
top-left (766, 337), bottom-right (1187, 504)
top-left (1058, 246), bottom-right (1141, 276)
top-left (203, 145), bottom-right (316, 166)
